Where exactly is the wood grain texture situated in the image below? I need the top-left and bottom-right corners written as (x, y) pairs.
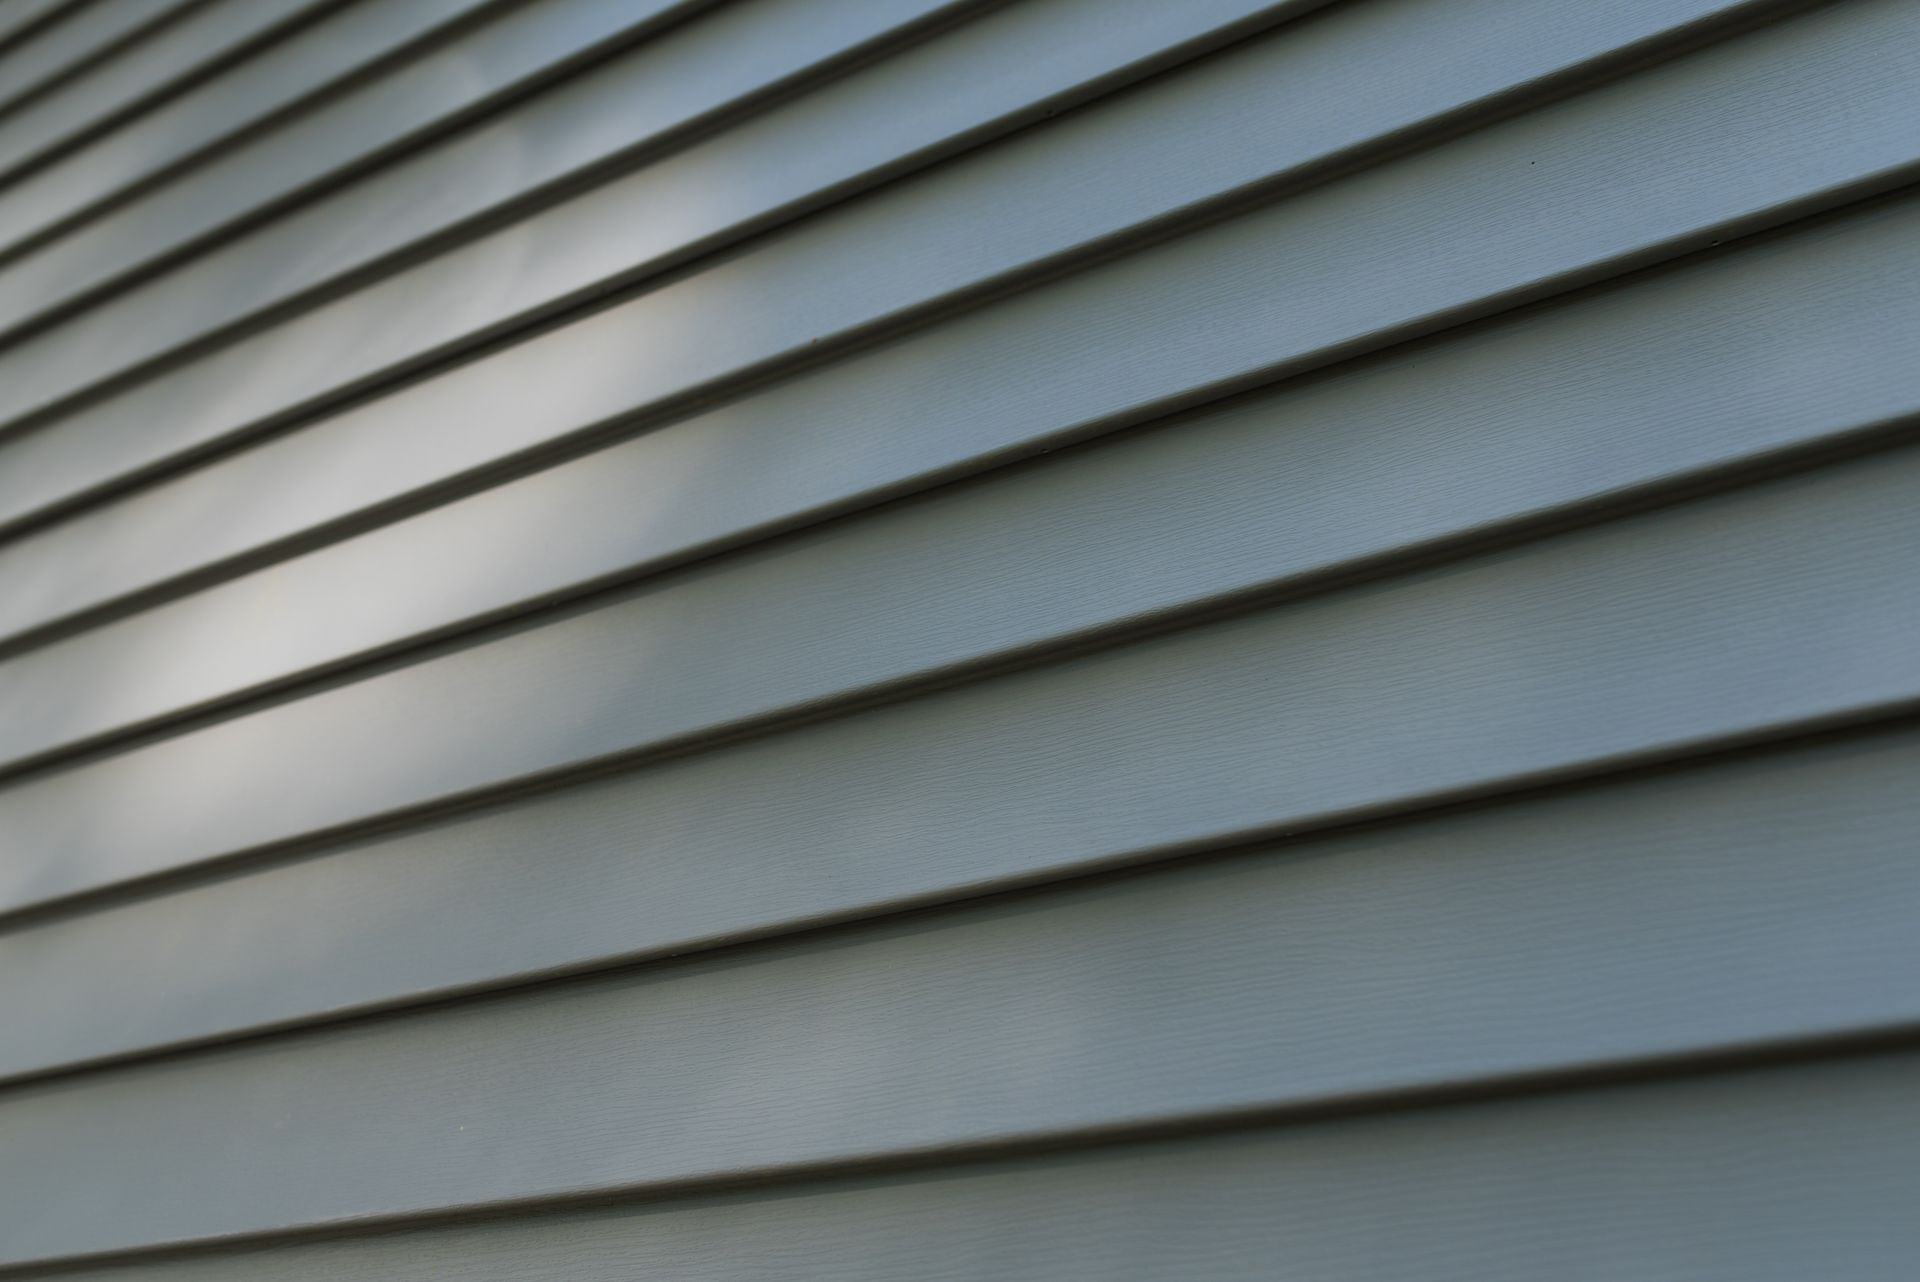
top-left (0, 0), bottom-right (182, 116)
top-left (0, 0), bottom-right (1907, 545)
top-left (2, 723), bottom-right (1918, 1265)
top-left (0, 0), bottom-right (489, 261)
top-left (2, 180), bottom-right (1915, 771)
top-left (13, 1049), bottom-right (1920, 1280)
top-left (1, 439), bottom-right (1914, 921)
top-left (0, 0), bottom-right (1749, 451)
top-left (0, 0), bottom-right (710, 343)
top-left (0, 0), bottom-right (330, 188)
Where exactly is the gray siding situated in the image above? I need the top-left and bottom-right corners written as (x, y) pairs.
top-left (0, 0), bottom-right (1914, 1275)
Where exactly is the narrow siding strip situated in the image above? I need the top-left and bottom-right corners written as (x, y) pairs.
top-left (0, 0), bottom-right (183, 116)
top-left (2, 723), bottom-right (1918, 1264)
top-left (6, 1049), bottom-right (1917, 1282)
top-left (6, 0), bottom-right (1800, 645)
top-left (0, 0), bottom-right (1908, 547)
top-left (0, 443), bottom-right (1914, 922)
top-left (0, 0), bottom-right (711, 322)
top-left (0, 0), bottom-right (330, 186)
top-left (0, 0), bottom-right (982, 333)
top-left (0, 0), bottom-right (493, 258)
top-left (0, 0), bottom-right (1740, 436)
top-left (0, 0), bottom-right (82, 55)
top-left (1, 179), bottom-right (1916, 769)
top-left (0, 637), bottom-right (1912, 1088)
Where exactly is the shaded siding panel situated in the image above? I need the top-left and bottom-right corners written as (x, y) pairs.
top-left (2, 723), bottom-right (1918, 1264)
top-left (0, 0), bottom-right (331, 186)
top-left (0, 0), bottom-right (1913, 1277)
top-left (0, 0), bottom-right (496, 258)
top-left (0, 0), bottom-right (183, 113)
top-left (12, 1051), bottom-right (1920, 1282)
top-left (0, 0), bottom-right (83, 55)
top-left (0, 0), bottom-right (712, 335)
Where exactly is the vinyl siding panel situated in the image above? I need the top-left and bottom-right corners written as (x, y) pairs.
top-left (0, 189), bottom-right (1914, 768)
top-left (8, 436), bottom-right (1920, 917)
top-left (1, 0), bottom-right (1914, 1276)
top-left (11, 1049), bottom-right (1920, 1282)
top-left (0, 0), bottom-right (80, 56)
top-left (0, 0), bottom-right (710, 335)
top-left (3, 0), bottom-right (1913, 532)
top-left (0, 0), bottom-right (495, 260)
top-left (0, 0), bottom-right (331, 187)
top-left (0, 685), bottom-right (1914, 1088)
top-left (0, 0), bottom-right (1315, 440)
top-left (0, 0), bottom-right (183, 114)
top-left (3, 723), bottom-right (1918, 1265)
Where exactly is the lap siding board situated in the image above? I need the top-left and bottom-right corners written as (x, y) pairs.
top-left (0, 1), bottom-right (1911, 1276)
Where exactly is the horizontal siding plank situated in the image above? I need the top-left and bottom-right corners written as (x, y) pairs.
top-left (0, 439), bottom-right (1914, 921)
top-left (0, 631), bottom-right (1913, 1087)
top-left (0, 0), bottom-right (1745, 445)
top-left (2, 188), bottom-right (1916, 769)
top-left (0, 0), bottom-right (709, 333)
top-left (0, 0), bottom-right (327, 187)
top-left (0, 0), bottom-right (1071, 416)
top-left (0, 0), bottom-right (1002, 349)
top-left (5, 0), bottom-right (1802, 650)
top-left (2, 724), bottom-right (1918, 1264)
top-left (9, 1048), bottom-right (1920, 1281)
top-left (0, 0), bottom-right (492, 259)
top-left (0, 0), bottom-right (80, 55)
top-left (0, 0), bottom-right (181, 115)
top-left (0, 0), bottom-right (1907, 548)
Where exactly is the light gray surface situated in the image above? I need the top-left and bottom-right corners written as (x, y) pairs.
top-left (0, 638), bottom-right (1912, 1088)
top-left (0, 0), bottom-right (1746, 444)
top-left (0, 0), bottom-right (1324, 470)
top-left (0, 0), bottom-right (989, 347)
top-left (0, 0), bottom-right (81, 54)
top-left (2, 0), bottom-right (1772, 650)
top-left (3, 721), bottom-right (1918, 1265)
top-left (0, 0), bottom-right (1907, 545)
top-left (0, 0), bottom-right (181, 113)
top-left (2, 441), bottom-right (1914, 918)
top-left (0, 0), bottom-right (709, 338)
top-left (3, 174), bottom-right (1916, 772)
top-left (0, 0), bottom-right (328, 186)
top-left (3, 3), bottom-right (1915, 1276)
top-left (11, 1049), bottom-right (1920, 1281)
top-left (0, 0), bottom-right (491, 259)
